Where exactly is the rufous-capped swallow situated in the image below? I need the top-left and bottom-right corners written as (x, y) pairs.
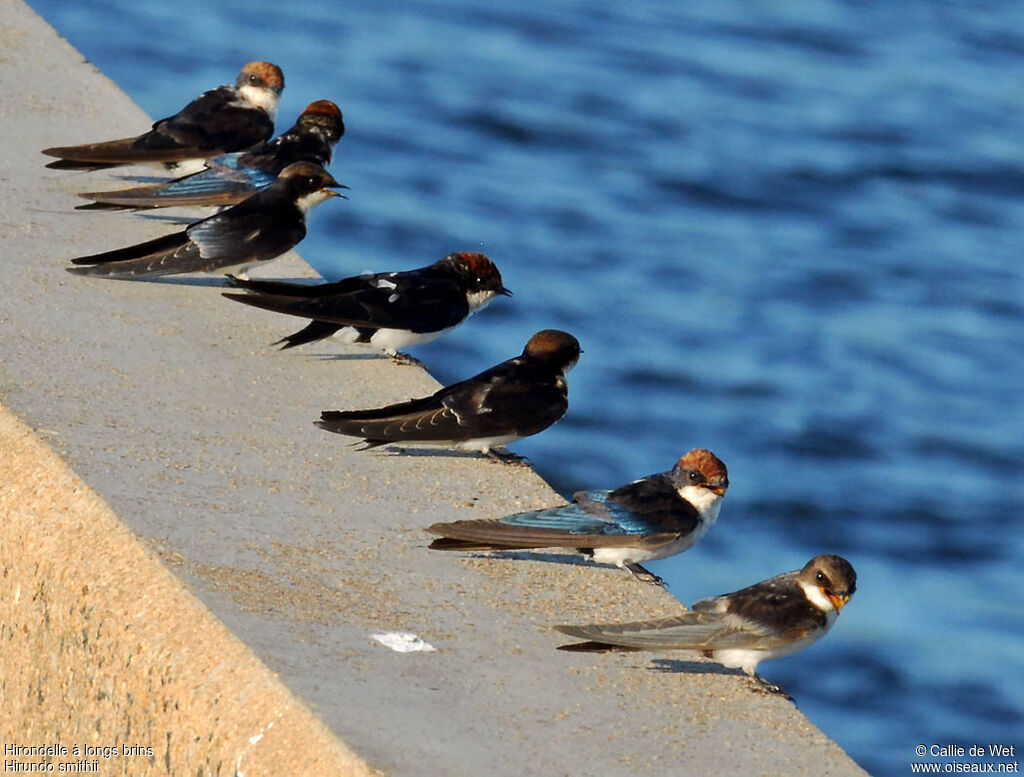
top-left (316, 329), bottom-right (580, 456)
top-left (222, 252), bottom-right (511, 356)
top-left (43, 61), bottom-right (285, 171)
top-left (427, 449), bottom-right (728, 584)
top-left (556, 554), bottom-right (857, 690)
top-left (66, 162), bottom-right (341, 279)
top-left (75, 99), bottom-right (344, 209)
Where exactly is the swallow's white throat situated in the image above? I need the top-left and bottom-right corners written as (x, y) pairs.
top-left (677, 484), bottom-right (723, 524)
top-left (466, 289), bottom-right (499, 312)
top-left (295, 189), bottom-right (336, 216)
top-left (237, 84), bottom-right (280, 121)
top-left (798, 579), bottom-right (840, 623)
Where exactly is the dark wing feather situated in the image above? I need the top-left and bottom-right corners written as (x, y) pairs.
top-left (239, 127), bottom-right (334, 170)
top-left (184, 197), bottom-right (306, 267)
top-left (226, 269), bottom-right (468, 332)
top-left (43, 134), bottom-right (194, 167)
top-left (317, 401), bottom-right (461, 442)
top-left (601, 473), bottom-right (702, 535)
top-left (426, 490), bottom-right (678, 551)
top-left (316, 366), bottom-right (492, 442)
top-left (318, 354), bottom-right (566, 444)
top-left (68, 187), bottom-right (305, 277)
top-left (228, 275), bottom-right (369, 298)
top-left (555, 613), bottom-right (760, 651)
top-left (69, 231), bottom-right (189, 266)
top-left (153, 86), bottom-right (274, 152)
top-left (67, 240), bottom-right (202, 278)
top-left (78, 157), bottom-right (273, 209)
top-left (691, 570), bottom-right (825, 643)
top-left (44, 86), bottom-right (274, 168)
top-left (272, 320), bottom-right (344, 349)
top-left (443, 361), bottom-right (567, 438)
top-left (426, 517), bottom-right (678, 551)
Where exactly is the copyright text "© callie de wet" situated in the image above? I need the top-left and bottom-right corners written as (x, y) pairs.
top-left (4, 743), bottom-right (154, 773)
top-left (912, 744), bottom-right (1019, 773)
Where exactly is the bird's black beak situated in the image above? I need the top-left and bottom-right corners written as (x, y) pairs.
top-left (499, 286), bottom-right (513, 296)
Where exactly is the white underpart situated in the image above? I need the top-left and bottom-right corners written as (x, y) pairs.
top-left (454, 434), bottom-right (521, 453)
top-left (236, 84), bottom-right (280, 121)
top-left (369, 325), bottom-right (454, 354)
top-left (163, 158), bottom-right (209, 176)
top-left (326, 286), bottom-right (497, 356)
top-left (712, 582), bottom-right (838, 675)
top-left (593, 540), bottom-right (688, 566)
top-left (295, 189), bottom-right (335, 215)
top-left (135, 157), bottom-right (208, 174)
top-left (591, 546), bottom-right (656, 565)
top-left (330, 324), bottom-right (456, 355)
top-left (349, 433), bottom-right (518, 453)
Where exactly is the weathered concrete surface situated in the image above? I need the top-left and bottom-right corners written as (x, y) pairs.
top-left (0, 407), bottom-right (377, 776)
top-left (1, 2), bottom-right (869, 775)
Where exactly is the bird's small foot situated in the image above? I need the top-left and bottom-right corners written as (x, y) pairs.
top-left (747, 675), bottom-right (792, 700)
top-left (390, 352), bottom-right (424, 367)
top-left (624, 563), bottom-right (666, 587)
top-left (484, 448), bottom-right (531, 466)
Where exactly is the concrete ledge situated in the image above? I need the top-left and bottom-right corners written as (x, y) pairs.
top-left (2, 2), bottom-right (868, 775)
top-left (0, 407), bottom-right (375, 775)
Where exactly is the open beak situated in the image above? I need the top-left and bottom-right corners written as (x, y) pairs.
top-left (825, 591), bottom-right (850, 611)
top-left (708, 485), bottom-right (727, 497)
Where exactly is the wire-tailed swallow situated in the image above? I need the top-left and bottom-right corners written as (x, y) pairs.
top-left (222, 251), bottom-right (511, 356)
top-left (316, 329), bottom-right (580, 456)
top-left (42, 61), bottom-right (285, 171)
top-left (556, 554), bottom-right (856, 687)
top-left (66, 162), bottom-right (342, 279)
top-left (426, 449), bottom-right (728, 584)
top-left (75, 99), bottom-right (344, 209)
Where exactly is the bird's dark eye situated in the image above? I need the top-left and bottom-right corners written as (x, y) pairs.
top-left (688, 471), bottom-right (701, 482)
top-left (248, 74), bottom-right (259, 84)
top-left (816, 571), bottom-right (826, 583)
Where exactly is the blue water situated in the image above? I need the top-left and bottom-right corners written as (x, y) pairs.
top-left (30, 1), bottom-right (1024, 774)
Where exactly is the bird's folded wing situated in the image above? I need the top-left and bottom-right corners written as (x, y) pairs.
top-left (555, 612), bottom-right (778, 650)
top-left (226, 278), bottom-right (465, 331)
top-left (80, 162), bottom-right (272, 208)
top-left (318, 400), bottom-right (463, 442)
top-left (69, 231), bottom-right (190, 267)
top-left (155, 88), bottom-right (272, 151)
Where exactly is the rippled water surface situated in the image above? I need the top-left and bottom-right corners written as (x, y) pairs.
top-left (29, 1), bottom-right (1024, 773)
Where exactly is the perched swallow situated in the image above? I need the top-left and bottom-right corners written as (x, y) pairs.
top-left (317, 329), bottom-right (580, 455)
top-left (556, 554), bottom-right (857, 687)
top-left (42, 61), bottom-right (284, 171)
top-left (426, 449), bottom-right (728, 584)
top-left (76, 100), bottom-right (344, 209)
top-left (67, 162), bottom-right (342, 279)
top-left (222, 252), bottom-right (511, 355)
